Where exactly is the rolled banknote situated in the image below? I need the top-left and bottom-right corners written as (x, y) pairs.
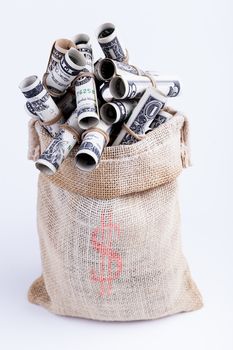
top-left (19, 75), bottom-right (63, 137)
top-left (47, 38), bottom-right (75, 74)
top-left (112, 87), bottom-right (167, 145)
top-left (35, 109), bottom-right (83, 175)
top-left (145, 110), bottom-right (172, 134)
top-left (75, 37), bottom-right (100, 129)
top-left (146, 74), bottom-right (181, 97)
top-left (109, 75), bottom-right (147, 100)
top-left (46, 48), bottom-right (86, 93)
top-left (57, 88), bottom-right (76, 119)
top-left (98, 82), bottom-right (113, 102)
top-left (72, 33), bottom-right (90, 47)
top-left (75, 120), bottom-right (111, 172)
top-left (100, 100), bottom-right (136, 125)
top-left (95, 58), bottom-right (144, 81)
top-left (24, 102), bottom-right (39, 119)
top-left (96, 22), bottom-right (127, 62)
top-left (94, 58), bottom-right (104, 81)
top-left (25, 90), bottom-right (76, 121)
top-left (109, 74), bottom-right (180, 100)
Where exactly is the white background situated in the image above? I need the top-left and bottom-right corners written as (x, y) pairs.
top-left (0, 0), bottom-right (232, 349)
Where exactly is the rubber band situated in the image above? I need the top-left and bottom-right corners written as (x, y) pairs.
top-left (39, 111), bottom-right (64, 127)
top-left (42, 72), bottom-right (66, 98)
top-left (143, 73), bottom-right (167, 98)
top-left (81, 127), bottom-right (110, 144)
top-left (122, 123), bottom-right (145, 141)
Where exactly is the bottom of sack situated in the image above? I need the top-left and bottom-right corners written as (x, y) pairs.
top-left (27, 274), bottom-right (203, 322)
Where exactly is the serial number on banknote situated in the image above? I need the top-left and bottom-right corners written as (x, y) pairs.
top-left (76, 88), bottom-right (95, 95)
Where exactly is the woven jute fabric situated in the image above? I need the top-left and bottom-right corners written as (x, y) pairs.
top-left (28, 112), bottom-right (203, 321)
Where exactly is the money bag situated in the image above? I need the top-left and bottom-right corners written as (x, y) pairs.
top-left (28, 108), bottom-right (203, 321)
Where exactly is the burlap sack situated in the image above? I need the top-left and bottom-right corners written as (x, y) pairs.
top-left (28, 108), bottom-right (203, 321)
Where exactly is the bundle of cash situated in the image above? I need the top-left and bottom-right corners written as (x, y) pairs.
top-left (47, 38), bottom-right (75, 74)
top-left (100, 100), bottom-right (136, 124)
top-left (24, 89), bottom-right (76, 120)
top-left (109, 74), bottom-right (180, 100)
top-left (96, 58), bottom-right (180, 98)
top-left (74, 34), bottom-right (100, 129)
top-left (19, 75), bottom-right (64, 137)
top-left (35, 109), bottom-right (83, 175)
top-left (96, 23), bottom-right (127, 62)
top-left (95, 58), bottom-right (144, 81)
top-left (46, 48), bottom-right (86, 93)
top-left (24, 101), bottom-right (39, 119)
top-left (98, 83), bottom-right (113, 102)
top-left (72, 33), bottom-right (90, 46)
top-left (19, 23), bottom-right (182, 173)
top-left (112, 87), bottom-right (167, 145)
top-left (75, 120), bottom-right (111, 171)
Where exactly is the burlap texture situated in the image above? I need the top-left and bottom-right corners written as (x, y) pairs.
top-left (28, 112), bottom-right (203, 321)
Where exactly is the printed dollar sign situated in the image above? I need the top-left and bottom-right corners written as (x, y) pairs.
top-left (90, 212), bottom-right (122, 297)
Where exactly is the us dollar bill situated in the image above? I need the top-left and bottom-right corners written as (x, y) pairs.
top-left (96, 23), bottom-right (127, 62)
top-left (75, 120), bottom-right (111, 172)
top-left (57, 89), bottom-right (76, 119)
top-left (98, 82), bottom-right (113, 102)
top-left (75, 39), bottom-right (100, 129)
top-left (95, 59), bottom-right (180, 97)
top-left (100, 100), bottom-right (136, 124)
top-left (46, 48), bottom-right (86, 93)
top-left (146, 74), bottom-right (181, 97)
top-left (112, 87), bottom-right (167, 145)
top-left (95, 58), bottom-right (144, 81)
top-left (19, 75), bottom-right (64, 137)
top-left (35, 109), bottom-right (83, 175)
top-left (25, 89), bottom-right (76, 121)
top-left (110, 74), bottom-right (180, 100)
top-left (109, 75), bottom-right (150, 100)
top-left (47, 38), bottom-right (75, 74)
top-left (72, 33), bottom-right (90, 47)
top-left (145, 110), bottom-right (172, 134)
top-left (24, 102), bottom-right (39, 119)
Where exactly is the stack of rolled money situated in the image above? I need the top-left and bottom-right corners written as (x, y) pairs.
top-left (19, 23), bottom-right (181, 174)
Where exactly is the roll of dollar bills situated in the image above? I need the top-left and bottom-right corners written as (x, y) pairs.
top-left (35, 109), bottom-right (83, 175)
top-left (47, 38), bottom-right (76, 74)
top-left (112, 87), bottom-right (167, 145)
top-left (109, 75), bottom-right (149, 100)
top-left (99, 83), bottom-right (113, 102)
top-left (146, 74), bottom-right (181, 97)
top-left (109, 74), bottom-right (180, 100)
top-left (46, 48), bottom-right (86, 93)
top-left (24, 102), bottom-right (39, 119)
top-left (72, 33), bottom-right (90, 47)
top-left (96, 23), bottom-right (127, 62)
top-left (95, 58), bottom-right (144, 81)
top-left (95, 59), bottom-right (180, 96)
top-left (57, 89), bottom-right (76, 119)
top-left (94, 58), bottom-right (104, 81)
top-left (75, 38), bottom-right (100, 129)
top-left (75, 120), bottom-right (111, 172)
top-left (19, 75), bottom-right (63, 137)
top-left (25, 91), bottom-right (76, 122)
top-left (100, 100), bottom-right (136, 125)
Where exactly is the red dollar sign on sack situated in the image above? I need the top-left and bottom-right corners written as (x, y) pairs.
top-left (90, 211), bottom-right (122, 297)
